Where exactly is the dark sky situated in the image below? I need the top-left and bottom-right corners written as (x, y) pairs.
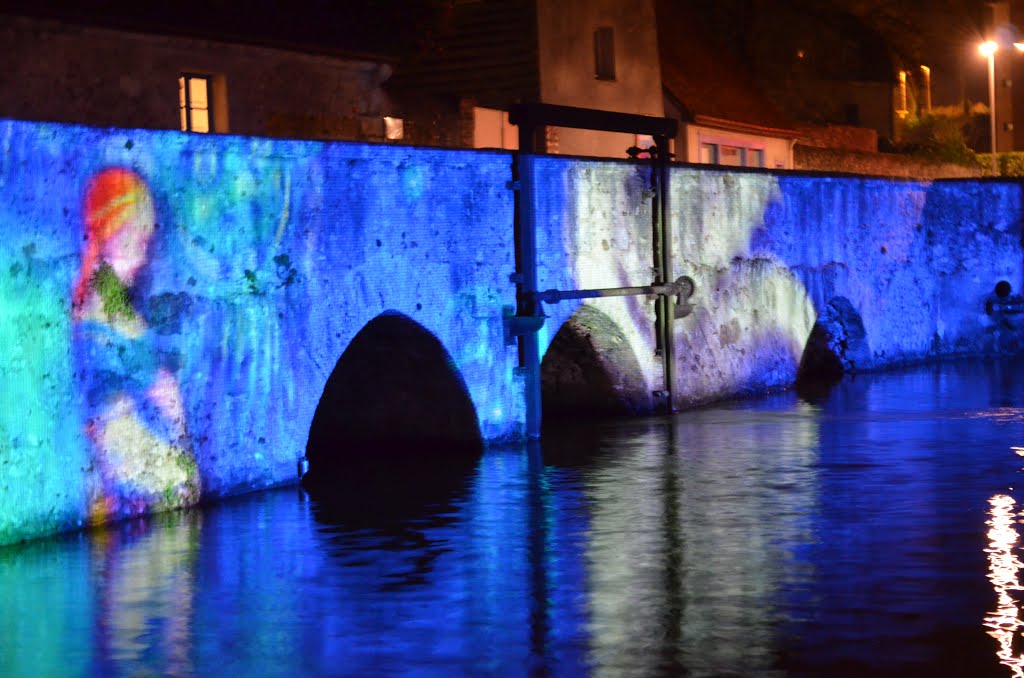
top-left (0, 0), bottom-right (452, 57)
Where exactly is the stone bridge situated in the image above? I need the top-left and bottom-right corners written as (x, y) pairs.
top-left (1, 117), bottom-right (1021, 545)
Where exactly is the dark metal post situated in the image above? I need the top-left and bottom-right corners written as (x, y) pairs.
top-left (512, 122), bottom-right (544, 439)
top-left (520, 152), bottom-right (543, 438)
top-left (655, 134), bottom-right (675, 412)
top-left (507, 104), bottom-right (681, 435)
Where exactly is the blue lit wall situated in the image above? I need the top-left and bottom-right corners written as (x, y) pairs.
top-left (529, 158), bottom-right (1023, 406)
top-left (0, 119), bottom-right (519, 544)
top-left (1, 118), bottom-right (1021, 545)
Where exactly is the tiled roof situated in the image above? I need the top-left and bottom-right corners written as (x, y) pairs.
top-left (389, 0), bottom-right (539, 109)
top-left (657, 0), bottom-right (797, 137)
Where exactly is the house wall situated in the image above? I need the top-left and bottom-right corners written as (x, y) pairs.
top-left (535, 0), bottom-right (664, 158)
top-left (0, 15), bottom-right (395, 141)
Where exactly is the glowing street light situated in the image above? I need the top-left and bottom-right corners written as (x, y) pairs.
top-left (980, 40), bottom-right (998, 174)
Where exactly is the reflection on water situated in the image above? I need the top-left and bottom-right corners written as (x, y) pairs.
top-left (984, 495), bottom-right (1024, 677)
top-left (2, 358), bottom-right (1024, 677)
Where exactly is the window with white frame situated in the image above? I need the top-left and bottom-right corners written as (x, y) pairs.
top-left (700, 143), bottom-right (717, 164)
top-left (699, 139), bottom-right (765, 168)
top-left (719, 145), bottom-right (744, 166)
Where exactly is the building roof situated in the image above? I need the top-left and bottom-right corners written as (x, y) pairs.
top-left (388, 0), bottom-right (539, 109)
top-left (656, 0), bottom-right (798, 139)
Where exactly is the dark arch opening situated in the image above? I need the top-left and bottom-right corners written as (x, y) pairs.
top-left (540, 305), bottom-right (650, 426)
top-left (303, 312), bottom-right (482, 503)
top-left (796, 296), bottom-right (870, 387)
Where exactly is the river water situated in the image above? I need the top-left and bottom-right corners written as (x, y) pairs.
top-left (4, 357), bottom-right (1024, 677)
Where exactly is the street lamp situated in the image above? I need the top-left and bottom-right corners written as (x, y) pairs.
top-left (980, 40), bottom-right (998, 174)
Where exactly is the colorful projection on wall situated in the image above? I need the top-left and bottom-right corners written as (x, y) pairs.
top-left (73, 168), bottom-right (200, 524)
top-left (0, 115), bottom-right (1021, 547)
top-left (0, 119), bottom-right (519, 545)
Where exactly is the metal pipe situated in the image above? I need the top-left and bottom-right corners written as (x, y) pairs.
top-left (518, 152), bottom-right (543, 439)
top-left (655, 135), bottom-right (676, 412)
top-left (535, 282), bottom-right (685, 303)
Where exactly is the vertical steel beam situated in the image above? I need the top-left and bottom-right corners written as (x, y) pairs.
top-left (520, 153), bottom-right (542, 438)
top-left (507, 104), bottom-right (679, 433)
top-left (655, 135), bottom-right (676, 412)
top-left (514, 124), bottom-right (543, 438)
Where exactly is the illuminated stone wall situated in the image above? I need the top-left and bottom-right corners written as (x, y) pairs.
top-left (0, 118), bottom-right (1020, 545)
top-left (531, 159), bottom-right (1023, 406)
top-left (0, 119), bottom-right (519, 545)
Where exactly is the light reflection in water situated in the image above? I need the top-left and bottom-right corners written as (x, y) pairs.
top-left (91, 513), bottom-right (199, 675)
top-left (578, 402), bottom-right (819, 677)
top-left (1, 358), bottom-right (1023, 676)
top-left (986, 494), bottom-right (1024, 676)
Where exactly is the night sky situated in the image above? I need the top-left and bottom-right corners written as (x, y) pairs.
top-left (0, 0), bottom-right (452, 57)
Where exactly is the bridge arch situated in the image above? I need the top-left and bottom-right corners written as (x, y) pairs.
top-left (541, 304), bottom-right (650, 423)
top-left (303, 311), bottom-right (482, 492)
top-left (797, 296), bottom-right (871, 384)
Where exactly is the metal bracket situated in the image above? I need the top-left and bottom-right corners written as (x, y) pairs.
top-left (503, 305), bottom-right (546, 346)
top-left (673, 275), bottom-right (696, 319)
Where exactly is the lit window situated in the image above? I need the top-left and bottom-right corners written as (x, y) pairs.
top-left (472, 107), bottom-right (518, 149)
top-left (594, 26), bottom-right (616, 81)
top-left (384, 116), bottom-right (404, 140)
top-left (635, 134), bottom-right (654, 150)
top-left (179, 74), bottom-right (212, 133)
top-left (700, 139), bottom-right (766, 168)
top-left (700, 143), bottom-right (718, 164)
top-left (719, 145), bottom-right (744, 166)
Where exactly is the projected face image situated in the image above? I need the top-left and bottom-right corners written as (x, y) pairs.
top-left (73, 168), bottom-right (200, 524)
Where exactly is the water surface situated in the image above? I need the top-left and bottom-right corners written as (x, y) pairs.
top-left (3, 358), bottom-right (1024, 677)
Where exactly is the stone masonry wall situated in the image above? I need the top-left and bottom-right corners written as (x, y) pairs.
top-left (0, 117), bottom-right (1021, 546)
top-left (795, 145), bottom-right (983, 180)
top-left (531, 159), bottom-right (1022, 408)
top-left (0, 118), bottom-right (518, 545)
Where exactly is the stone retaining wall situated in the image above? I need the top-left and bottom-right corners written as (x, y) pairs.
top-left (0, 117), bottom-right (1020, 545)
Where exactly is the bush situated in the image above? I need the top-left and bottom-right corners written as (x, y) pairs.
top-left (999, 152), bottom-right (1024, 177)
top-left (897, 111), bottom-right (981, 166)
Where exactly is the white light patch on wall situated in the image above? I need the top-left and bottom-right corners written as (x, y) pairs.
top-left (668, 169), bottom-right (817, 398)
top-left (673, 168), bottom-right (783, 269)
top-left (564, 162), bottom-right (665, 390)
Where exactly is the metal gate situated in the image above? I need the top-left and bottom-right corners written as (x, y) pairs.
top-left (502, 103), bottom-right (695, 438)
